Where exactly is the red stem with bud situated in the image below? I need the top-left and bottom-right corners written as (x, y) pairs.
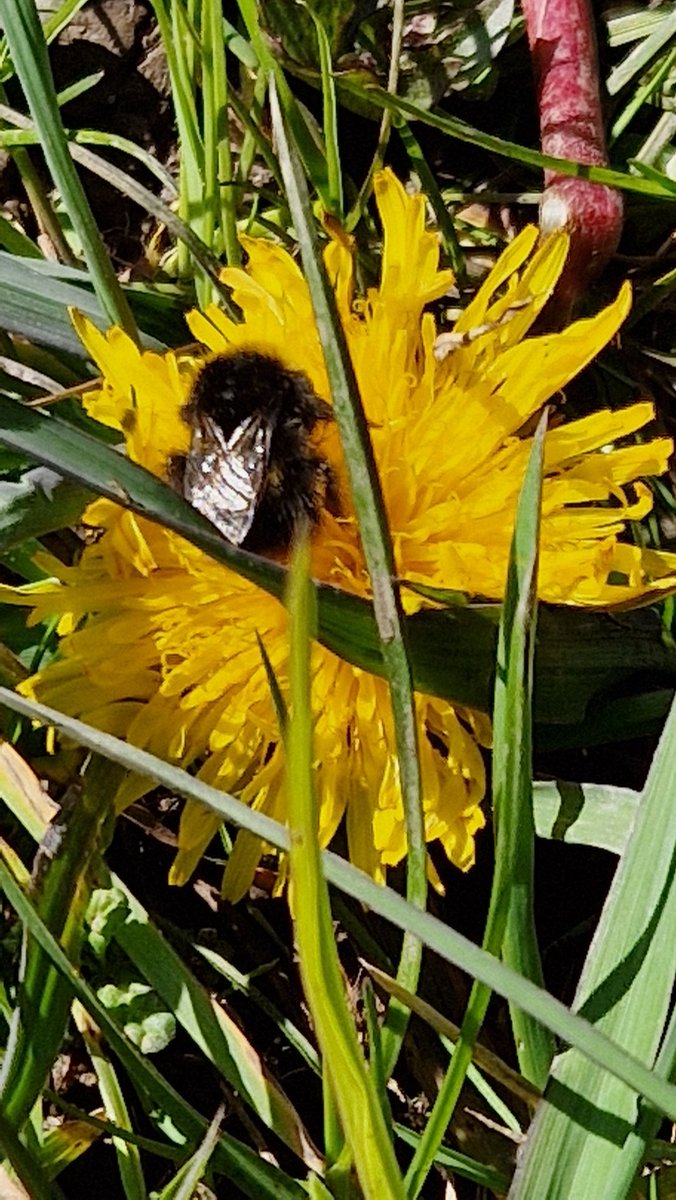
top-left (521, 0), bottom-right (623, 319)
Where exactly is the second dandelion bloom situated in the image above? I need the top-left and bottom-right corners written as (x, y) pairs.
top-left (11, 169), bottom-right (676, 899)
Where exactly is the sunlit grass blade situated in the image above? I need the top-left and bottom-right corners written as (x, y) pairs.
top-left (532, 779), bottom-right (639, 856)
top-left (286, 535), bottom-right (406, 1200)
top-left (0, 0), bottom-right (137, 337)
top-left (2, 686), bottom-right (676, 1121)
top-left (154, 1104), bottom-right (224, 1200)
top-left (237, 0), bottom-right (332, 206)
top-left (308, 9), bottom-right (343, 217)
top-left (270, 74), bottom-right (426, 1079)
top-left (509, 692), bottom-right (676, 1199)
top-left (202, 0), bottom-right (240, 266)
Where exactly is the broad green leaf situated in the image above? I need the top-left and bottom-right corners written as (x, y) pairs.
top-left (0, 252), bottom-right (187, 354)
top-left (532, 780), bottom-right (639, 856)
top-left (0, 395), bottom-right (675, 736)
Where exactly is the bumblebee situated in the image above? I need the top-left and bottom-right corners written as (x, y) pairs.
top-left (170, 350), bottom-right (337, 553)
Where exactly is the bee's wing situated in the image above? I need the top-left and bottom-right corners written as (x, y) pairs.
top-left (182, 411), bottom-right (274, 545)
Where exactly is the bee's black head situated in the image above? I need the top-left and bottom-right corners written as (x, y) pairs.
top-left (185, 350), bottom-right (331, 437)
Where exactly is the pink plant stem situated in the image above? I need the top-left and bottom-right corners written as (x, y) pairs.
top-left (521, 0), bottom-right (623, 318)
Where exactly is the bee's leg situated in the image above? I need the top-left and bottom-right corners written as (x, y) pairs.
top-left (165, 453), bottom-right (187, 493)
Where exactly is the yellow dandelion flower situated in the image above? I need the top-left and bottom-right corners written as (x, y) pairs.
top-left (9, 169), bottom-right (676, 901)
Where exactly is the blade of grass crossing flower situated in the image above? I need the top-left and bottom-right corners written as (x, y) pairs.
top-left (0, 857), bottom-right (308, 1200)
top-left (0, 755), bottom-right (119, 1131)
top-left (492, 409), bottom-right (555, 1088)
top-left (1, 687), bottom-right (676, 1121)
top-left (271, 76), bottom-right (426, 1076)
top-left (308, 10), bottom-right (343, 217)
top-left (0, 0), bottom-right (137, 338)
top-left (286, 536), bottom-right (407, 1200)
top-left (509, 691), bottom-right (676, 1199)
top-left (403, 413), bottom-right (552, 1198)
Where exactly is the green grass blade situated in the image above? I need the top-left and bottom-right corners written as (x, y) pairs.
top-left (2, 686), bottom-right (676, 1122)
top-left (308, 9), bottom-right (343, 217)
top-left (270, 74), bottom-right (426, 1078)
top-left (509, 691), bottom-right (676, 1198)
top-left (0, 0), bottom-right (137, 338)
top-left (155, 1105), bottom-right (224, 1200)
top-left (202, 0), bottom-right (240, 266)
top-left (532, 780), bottom-right (640, 856)
top-left (237, 0), bottom-right (331, 205)
top-left (396, 122), bottom-right (464, 278)
top-left (364, 963), bottom-right (539, 1111)
top-left (403, 412), bottom-right (552, 1198)
top-left (493, 409), bottom-right (554, 1087)
top-left (286, 536), bottom-right (406, 1200)
top-left (366, 88), bottom-right (676, 200)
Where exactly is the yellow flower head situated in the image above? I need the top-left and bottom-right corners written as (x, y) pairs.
top-left (12, 170), bottom-right (676, 899)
